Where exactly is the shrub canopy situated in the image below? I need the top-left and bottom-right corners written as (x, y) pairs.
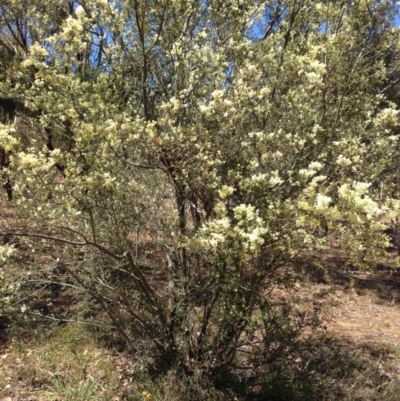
top-left (0, 0), bottom-right (399, 375)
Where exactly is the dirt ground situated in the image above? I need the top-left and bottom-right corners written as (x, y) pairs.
top-left (1, 194), bottom-right (400, 399)
top-left (319, 265), bottom-right (400, 345)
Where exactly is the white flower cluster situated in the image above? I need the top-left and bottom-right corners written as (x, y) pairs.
top-left (373, 107), bottom-right (399, 130)
top-left (338, 182), bottom-right (381, 218)
top-left (268, 171), bottom-right (284, 186)
top-left (0, 245), bottom-right (14, 264)
top-left (199, 90), bottom-right (235, 118)
top-left (198, 215), bottom-right (231, 249)
top-left (219, 186), bottom-right (235, 199)
top-left (195, 203), bottom-right (267, 255)
top-left (233, 204), bottom-right (268, 252)
top-left (315, 194), bottom-right (332, 211)
top-left (63, 16), bottom-right (84, 35)
top-left (0, 124), bottom-right (18, 151)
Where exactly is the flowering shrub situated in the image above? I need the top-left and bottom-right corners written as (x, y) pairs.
top-left (0, 0), bottom-right (399, 377)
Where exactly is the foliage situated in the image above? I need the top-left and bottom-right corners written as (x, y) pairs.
top-left (0, 0), bottom-right (400, 382)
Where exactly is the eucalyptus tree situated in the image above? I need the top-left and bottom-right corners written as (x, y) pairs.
top-left (0, 0), bottom-right (399, 377)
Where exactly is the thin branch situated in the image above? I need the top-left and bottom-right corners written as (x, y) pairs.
top-left (88, 209), bottom-right (97, 244)
top-left (54, 225), bottom-right (89, 241)
top-left (6, 232), bottom-right (87, 246)
top-left (63, 263), bottom-right (133, 346)
top-left (125, 252), bottom-right (156, 302)
top-left (29, 312), bottom-right (114, 329)
top-left (146, 4), bottom-right (166, 55)
top-left (4, 231), bottom-right (124, 261)
top-left (379, 76), bottom-right (400, 95)
top-left (4, 14), bottom-right (26, 52)
top-left (0, 37), bottom-right (15, 56)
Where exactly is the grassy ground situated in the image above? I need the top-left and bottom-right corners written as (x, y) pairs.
top-left (1, 198), bottom-right (400, 400)
top-left (0, 262), bottom-right (399, 400)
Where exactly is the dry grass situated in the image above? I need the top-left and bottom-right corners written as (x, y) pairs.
top-left (0, 324), bottom-right (120, 400)
top-left (1, 267), bottom-right (399, 400)
top-left (2, 196), bottom-right (400, 400)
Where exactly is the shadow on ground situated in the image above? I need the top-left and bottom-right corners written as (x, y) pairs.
top-left (245, 334), bottom-right (400, 401)
top-left (297, 252), bottom-right (400, 304)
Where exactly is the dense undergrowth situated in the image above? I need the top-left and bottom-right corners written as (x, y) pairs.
top-left (1, 241), bottom-right (400, 401)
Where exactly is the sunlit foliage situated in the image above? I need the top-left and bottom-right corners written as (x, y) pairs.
top-left (0, 0), bottom-right (399, 376)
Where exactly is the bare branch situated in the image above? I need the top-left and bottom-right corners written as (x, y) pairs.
top-left (3, 231), bottom-right (124, 261)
